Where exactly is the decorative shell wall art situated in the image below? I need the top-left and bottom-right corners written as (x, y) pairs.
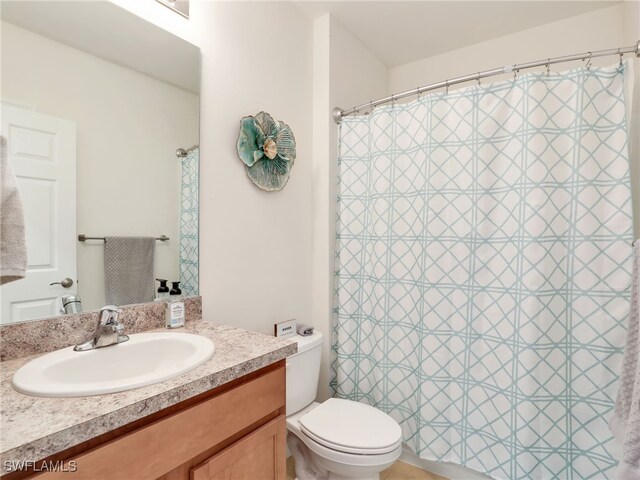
top-left (236, 111), bottom-right (296, 192)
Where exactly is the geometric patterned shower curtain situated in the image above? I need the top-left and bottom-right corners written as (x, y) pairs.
top-left (332, 64), bottom-right (634, 479)
top-left (179, 146), bottom-right (199, 296)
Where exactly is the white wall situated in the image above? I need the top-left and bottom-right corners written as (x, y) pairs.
top-left (389, 4), bottom-right (629, 91)
top-left (193, 1), bottom-right (314, 335)
top-left (312, 14), bottom-right (388, 400)
top-left (389, 3), bottom-right (640, 238)
top-left (1, 21), bottom-right (199, 310)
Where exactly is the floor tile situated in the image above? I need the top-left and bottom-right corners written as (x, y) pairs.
top-left (286, 457), bottom-right (447, 480)
top-left (286, 456), bottom-right (296, 480)
top-left (382, 460), bottom-right (447, 480)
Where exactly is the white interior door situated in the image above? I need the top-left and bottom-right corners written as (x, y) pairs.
top-left (1, 105), bottom-right (76, 324)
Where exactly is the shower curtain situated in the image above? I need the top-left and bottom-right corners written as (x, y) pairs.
top-left (332, 64), bottom-right (634, 479)
top-left (179, 146), bottom-right (199, 296)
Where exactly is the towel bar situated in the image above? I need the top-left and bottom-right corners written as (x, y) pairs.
top-left (78, 234), bottom-right (169, 242)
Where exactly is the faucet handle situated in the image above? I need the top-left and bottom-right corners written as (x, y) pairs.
top-left (100, 305), bottom-right (122, 313)
top-left (99, 305), bottom-right (122, 325)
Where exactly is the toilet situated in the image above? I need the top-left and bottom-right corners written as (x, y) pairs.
top-left (286, 332), bottom-right (402, 480)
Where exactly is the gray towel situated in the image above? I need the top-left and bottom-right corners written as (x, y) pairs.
top-left (104, 236), bottom-right (155, 306)
top-left (297, 324), bottom-right (314, 336)
top-left (611, 240), bottom-right (640, 479)
top-left (0, 135), bottom-right (27, 285)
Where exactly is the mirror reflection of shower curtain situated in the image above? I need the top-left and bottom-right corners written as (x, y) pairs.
top-left (332, 63), bottom-right (635, 480)
top-left (179, 146), bottom-right (199, 296)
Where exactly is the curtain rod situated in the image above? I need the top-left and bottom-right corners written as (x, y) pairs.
top-left (333, 41), bottom-right (640, 124)
top-left (176, 145), bottom-right (199, 158)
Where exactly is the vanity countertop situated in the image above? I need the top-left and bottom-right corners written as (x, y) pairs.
top-left (0, 321), bottom-right (297, 466)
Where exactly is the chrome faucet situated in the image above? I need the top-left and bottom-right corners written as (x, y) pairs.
top-left (74, 305), bottom-right (129, 351)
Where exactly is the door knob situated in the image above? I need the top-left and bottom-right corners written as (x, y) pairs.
top-left (50, 278), bottom-right (73, 288)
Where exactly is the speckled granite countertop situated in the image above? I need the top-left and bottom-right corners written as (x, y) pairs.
top-left (0, 321), bottom-right (296, 466)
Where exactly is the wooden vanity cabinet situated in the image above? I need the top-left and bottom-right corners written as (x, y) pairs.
top-left (189, 417), bottom-right (284, 480)
top-left (33, 361), bottom-right (286, 480)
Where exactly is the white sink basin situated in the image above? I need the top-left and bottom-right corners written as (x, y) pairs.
top-left (12, 332), bottom-right (215, 397)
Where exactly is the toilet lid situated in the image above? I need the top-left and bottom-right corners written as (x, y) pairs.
top-left (299, 398), bottom-right (402, 455)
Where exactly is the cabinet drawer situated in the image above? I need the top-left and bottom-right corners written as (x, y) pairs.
top-left (190, 416), bottom-right (285, 480)
top-left (39, 366), bottom-right (285, 480)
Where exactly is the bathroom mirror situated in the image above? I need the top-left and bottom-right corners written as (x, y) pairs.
top-left (0, 1), bottom-right (200, 324)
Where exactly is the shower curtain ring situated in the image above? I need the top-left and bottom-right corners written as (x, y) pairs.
top-left (585, 52), bottom-right (593, 70)
top-left (391, 95), bottom-right (396, 108)
top-left (445, 80), bottom-right (449, 95)
top-left (416, 87), bottom-right (421, 100)
top-left (546, 59), bottom-right (551, 76)
top-left (618, 48), bottom-right (623, 66)
top-left (476, 73), bottom-right (481, 87)
top-left (369, 100), bottom-right (374, 114)
top-left (513, 66), bottom-right (518, 81)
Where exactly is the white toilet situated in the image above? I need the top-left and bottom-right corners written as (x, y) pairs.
top-left (286, 332), bottom-right (402, 480)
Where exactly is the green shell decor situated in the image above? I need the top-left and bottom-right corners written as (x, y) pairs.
top-left (236, 111), bottom-right (296, 192)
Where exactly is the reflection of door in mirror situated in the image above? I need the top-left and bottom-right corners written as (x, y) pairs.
top-left (1, 105), bottom-right (77, 324)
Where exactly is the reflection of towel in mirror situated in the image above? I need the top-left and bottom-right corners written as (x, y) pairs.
top-left (610, 240), bottom-right (640, 479)
top-left (0, 135), bottom-right (27, 285)
top-left (104, 237), bottom-right (155, 306)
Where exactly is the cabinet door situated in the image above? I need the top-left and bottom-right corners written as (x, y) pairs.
top-left (190, 416), bottom-right (285, 480)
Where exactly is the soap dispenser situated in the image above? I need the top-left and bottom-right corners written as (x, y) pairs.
top-left (166, 280), bottom-right (185, 328)
top-left (156, 278), bottom-right (169, 301)
top-left (170, 281), bottom-right (182, 299)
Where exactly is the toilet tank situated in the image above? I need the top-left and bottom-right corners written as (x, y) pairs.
top-left (286, 331), bottom-right (323, 415)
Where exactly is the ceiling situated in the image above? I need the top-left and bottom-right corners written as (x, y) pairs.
top-left (1, 1), bottom-right (200, 93)
top-left (295, 1), bottom-right (620, 67)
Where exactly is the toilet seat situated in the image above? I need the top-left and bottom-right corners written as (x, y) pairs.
top-left (299, 398), bottom-right (402, 455)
